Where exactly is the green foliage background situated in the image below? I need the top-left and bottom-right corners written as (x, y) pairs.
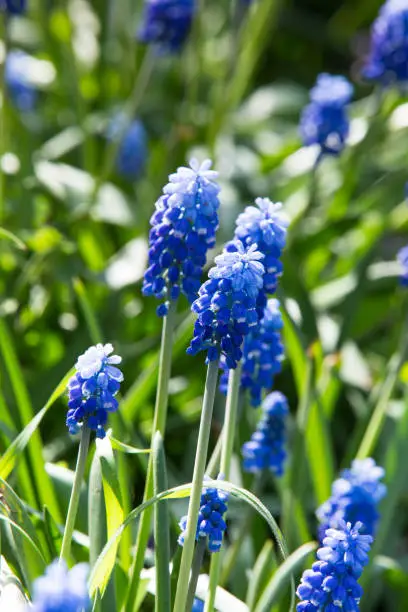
top-left (1, 0), bottom-right (408, 610)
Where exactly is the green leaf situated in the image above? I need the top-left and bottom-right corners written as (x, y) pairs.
top-left (0, 514), bottom-right (47, 565)
top-left (246, 540), bottom-right (277, 610)
top-left (109, 435), bottom-right (150, 455)
top-left (152, 432), bottom-right (171, 612)
top-left (73, 277), bottom-right (103, 345)
top-left (0, 227), bottom-right (27, 250)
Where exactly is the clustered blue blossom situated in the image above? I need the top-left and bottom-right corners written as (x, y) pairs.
top-left (187, 240), bottom-right (264, 368)
top-left (138, 0), bottom-right (195, 53)
top-left (107, 115), bottom-right (147, 179)
top-left (66, 343), bottom-right (124, 439)
top-left (299, 73), bottom-right (354, 157)
top-left (6, 50), bottom-right (37, 112)
top-left (317, 458), bottom-right (386, 540)
top-left (178, 476), bottom-right (229, 553)
top-left (234, 198), bottom-right (288, 302)
top-left (296, 521), bottom-right (373, 612)
top-left (364, 0), bottom-right (408, 85)
top-left (219, 298), bottom-right (284, 406)
top-left (1, 0), bottom-right (26, 14)
top-left (397, 245), bottom-right (408, 285)
top-left (241, 391), bottom-right (288, 476)
top-left (143, 158), bottom-right (220, 317)
top-left (29, 560), bottom-right (91, 612)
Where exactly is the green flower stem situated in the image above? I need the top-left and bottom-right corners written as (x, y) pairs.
top-left (204, 363), bottom-right (242, 612)
top-left (125, 301), bottom-right (177, 612)
top-left (186, 537), bottom-right (207, 612)
top-left (173, 359), bottom-right (219, 612)
top-left (59, 425), bottom-right (91, 564)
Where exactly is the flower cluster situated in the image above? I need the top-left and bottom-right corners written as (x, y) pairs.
top-left (6, 50), bottom-right (37, 112)
top-left (66, 343), bottom-right (124, 439)
top-left (30, 560), bottom-right (91, 612)
top-left (397, 245), bottom-right (408, 286)
top-left (178, 476), bottom-right (229, 553)
top-left (187, 241), bottom-right (264, 368)
top-left (241, 391), bottom-right (288, 476)
top-left (234, 198), bottom-right (288, 300)
top-left (143, 158), bottom-right (220, 317)
top-left (138, 0), bottom-right (195, 54)
top-left (364, 0), bottom-right (408, 85)
top-left (219, 298), bottom-right (284, 406)
top-left (107, 115), bottom-right (147, 179)
top-left (1, 0), bottom-right (26, 14)
top-left (317, 458), bottom-right (386, 539)
top-left (299, 73), bottom-right (354, 157)
top-left (296, 521), bottom-right (373, 612)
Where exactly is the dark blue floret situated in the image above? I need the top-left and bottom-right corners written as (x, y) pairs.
top-left (397, 245), bottom-right (408, 286)
top-left (364, 0), bottom-right (408, 85)
top-left (66, 343), bottom-right (124, 439)
top-left (178, 475), bottom-right (229, 553)
top-left (241, 391), bottom-right (288, 476)
top-left (192, 599), bottom-right (204, 612)
top-left (143, 158), bottom-right (220, 317)
top-left (5, 50), bottom-right (37, 112)
top-left (138, 0), bottom-right (195, 53)
top-left (299, 73), bottom-right (353, 157)
top-left (107, 115), bottom-right (147, 179)
top-left (1, 0), bottom-right (26, 14)
top-left (31, 560), bottom-right (91, 612)
top-left (297, 522), bottom-right (373, 611)
top-left (219, 298), bottom-right (284, 406)
top-left (234, 198), bottom-right (288, 297)
top-left (317, 458), bottom-right (386, 540)
top-left (187, 240), bottom-right (264, 368)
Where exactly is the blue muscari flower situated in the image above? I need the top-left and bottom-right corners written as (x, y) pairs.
top-left (187, 240), bottom-right (264, 368)
top-left (219, 298), bottom-right (284, 407)
top-left (234, 198), bottom-right (288, 301)
top-left (143, 158), bottom-right (220, 316)
top-left (296, 521), bottom-right (373, 612)
top-left (178, 475), bottom-right (229, 553)
top-left (364, 0), bottom-right (408, 85)
top-left (138, 0), bottom-right (195, 54)
top-left (192, 599), bottom-right (204, 612)
top-left (1, 0), bottom-right (26, 14)
top-left (241, 391), bottom-right (288, 476)
top-left (397, 245), bottom-right (408, 285)
top-left (317, 458), bottom-right (386, 540)
top-left (5, 50), bottom-right (37, 112)
top-left (107, 115), bottom-right (147, 179)
top-left (66, 343), bottom-right (124, 439)
top-left (299, 73), bottom-right (354, 157)
top-left (30, 560), bottom-right (91, 612)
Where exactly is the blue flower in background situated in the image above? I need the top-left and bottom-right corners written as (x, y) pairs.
top-left (220, 298), bottom-right (284, 406)
top-left (178, 475), bottom-right (229, 553)
top-left (107, 115), bottom-right (148, 179)
top-left (187, 240), bottom-right (264, 368)
top-left (364, 0), bottom-right (408, 85)
top-left (30, 560), bottom-right (91, 612)
top-left (300, 73), bottom-right (354, 157)
top-left (242, 391), bottom-right (288, 476)
top-left (66, 343), bottom-right (123, 439)
top-left (297, 521), bottom-right (372, 611)
top-left (235, 198), bottom-right (288, 299)
top-left (397, 245), bottom-right (408, 285)
top-left (192, 599), bottom-right (204, 612)
top-left (6, 50), bottom-right (37, 112)
top-left (1, 0), bottom-right (26, 14)
top-left (317, 458), bottom-right (386, 539)
top-left (138, 0), bottom-right (195, 53)
top-left (143, 158), bottom-right (220, 316)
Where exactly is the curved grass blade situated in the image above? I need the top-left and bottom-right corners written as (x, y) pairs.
top-left (0, 227), bottom-right (26, 250)
top-left (0, 514), bottom-right (47, 565)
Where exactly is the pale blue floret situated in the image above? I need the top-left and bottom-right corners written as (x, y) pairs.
top-left (30, 560), bottom-right (91, 612)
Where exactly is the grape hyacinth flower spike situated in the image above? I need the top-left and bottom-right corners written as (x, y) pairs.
top-left (5, 50), bottom-right (37, 112)
top-left (242, 391), bottom-right (288, 476)
top-left (297, 521), bottom-right (373, 611)
top-left (106, 115), bottom-right (148, 179)
top-left (300, 73), bottom-right (354, 158)
top-left (29, 560), bottom-right (91, 612)
top-left (66, 343), bottom-right (124, 439)
top-left (317, 458), bottom-right (386, 539)
top-left (178, 475), bottom-right (229, 553)
top-left (138, 0), bottom-right (195, 54)
top-left (220, 297), bottom-right (284, 406)
top-left (187, 240), bottom-right (265, 368)
top-left (397, 244), bottom-right (408, 286)
top-left (1, 0), bottom-right (26, 14)
top-left (143, 158), bottom-right (220, 317)
top-left (364, 0), bottom-right (408, 85)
